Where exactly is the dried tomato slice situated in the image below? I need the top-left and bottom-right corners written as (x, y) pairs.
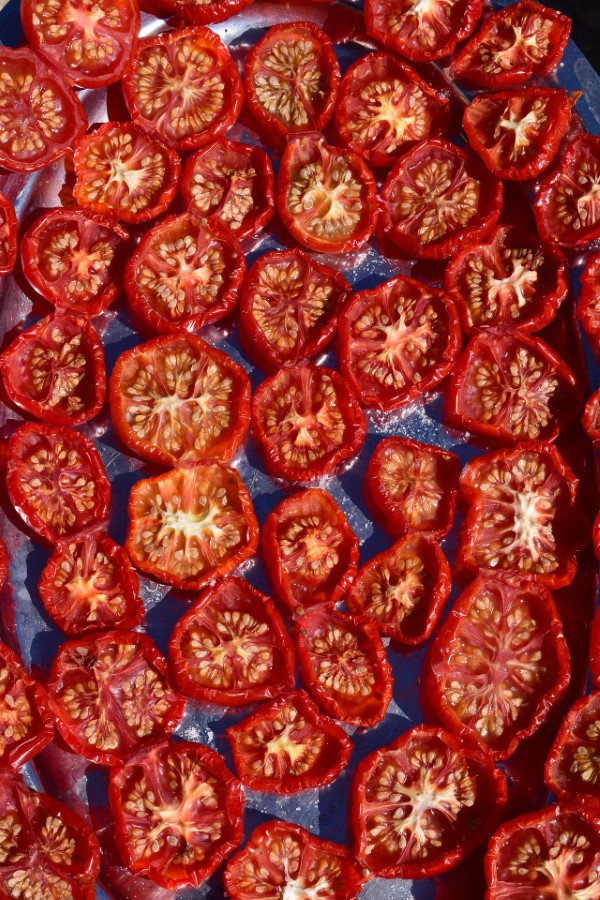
top-left (148, 0), bottom-right (253, 26)
top-left (109, 333), bottom-right (251, 467)
top-left (579, 252), bottom-right (600, 357)
top-left (251, 363), bottom-right (367, 483)
top-left (593, 600), bottom-right (600, 688)
top-left (534, 135), bottom-right (600, 248)
top-left (126, 462), bottom-right (258, 592)
top-left (122, 27), bottom-right (242, 152)
top-left (38, 534), bottom-right (143, 636)
top-left (545, 691), bottom-right (600, 800)
top-left (0, 642), bottom-right (54, 769)
top-left (365, 0), bottom-right (483, 62)
top-left (338, 274), bottom-right (461, 410)
top-left (108, 739), bottom-right (244, 889)
top-left (168, 577), bottom-right (295, 706)
top-left (351, 724), bottom-right (507, 879)
top-left (0, 193), bottom-right (17, 275)
top-left (226, 690), bottom-right (353, 793)
top-left (583, 387), bottom-right (600, 444)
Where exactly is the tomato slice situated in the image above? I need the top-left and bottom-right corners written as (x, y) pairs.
top-left (276, 134), bottom-right (378, 254)
top-left (125, 213), bottom-right (245, 334)
top-left (0, 47), bottom-right (86, 173)
top-left (108, 739), bottom-right (244, 889)
top-left (338, 273), bottom-right (461, 410)
top-left (535, 135), bottom-right (600, 248)
top-left (239, 249), bottom-right (350, 374)
top-left (351, 724), bottom-right (507, 879)
top-left (251, 363), bottom-right (367, 483)
top-left (0, 642), bottom-right (54, 769)
top-left (126, 462), bottom-right (258, 592)
top-left (73, 121), bottom-right (181, 225)
top-left (109, 333), bottom-right (251, 467)
top-left (38, 534), bottom-right (143, 636)
top-left (583, 387), bottom-right (600, 444)
top-left (147, 0), bottom-right (253, 26)
top-left (592, 600), bottom-right (600, 689)
top-left (168, 576), bottom-right (295, 706)
top-left (261, 488), bottom-right (359, 618)
top-left (545, 691), bottom-right (600, 800)
top-left (579, 252), bottom-right (600, 359)
top-left (122, 26), bottom-right (242, 152)
top-left (365, 0), bottom-right (483, 62)
top-left (295, 606), bottom-right (392, 727)
top-left (0, 193), bottom-right (17, 275)
top-left (6, 422), bottom-right (111, 545)
top-left (381, 138), bottom-right (503, 260)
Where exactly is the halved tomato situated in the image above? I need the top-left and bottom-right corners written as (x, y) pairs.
top-left (579, 252), bottom-right (600, 358)
top-left (0, 193), bottom-right (17, 275)
top-left (109, 739), bottom-right (244, 889)
top-left (368, 0), bottom-right (483, 62)
top-left (545, 691), bottom-right (600, 800)
top-left (592, 600), bottom-right (600, 688)
top-left (380, 138), bottom-right (503, 260)
top-left (126, 462), bottom-right (258, 592)
top-left (148, 0), bottom-right (253, 26)
top-left (168, 577), bottom-right (295, 706)
top-left (38, 534), bottom-right (143, 636)
top-left (338, 274), bottom-right (461, 410)
top-left (351, 724), bottom-right (507, 879)
top-left (109, 333), bottom-right (251, 467)
top-left (0, 642), bottom-right (54, 769)
top-left (251, 363), bottom-right (367, 483)
top-left (534, 135), bottom-right (600, 248)
top-left (6, 422), bottom-right (111, 545)
top-left (583, 387), bottom-right (600, 443)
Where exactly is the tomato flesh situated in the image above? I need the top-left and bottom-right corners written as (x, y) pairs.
top-left (0, 642), bottom-right (54, 769)
top-left (535, 135), bottom-right (600, 248)
top-left (0, 192), bottom-right (17, 275)
top-left (583, 387), bottom-right (600, 444)
top-left (545, 691), bottom-right (600, 800)
top-left (579, 252), bottom-right (600, 359)
top-left (365, 0), bottom-right (483, 62)
top-left (148, 0), bottom-right (254, 26)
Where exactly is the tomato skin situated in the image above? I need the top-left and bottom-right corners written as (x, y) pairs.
top-left (583, 387), bottom-right (600, 444)
top-left (591, 599), bottom-right (600, 688)
top-left (0, 642), bottom-right (54, 769)
top-left (0, 193), bottom-right (17, 275)
top-left (579, 252), bottom-right (600, 358)
top-left (146, 0), bottom-right (254, 26)
top-left (365, 0), bottom-right (483, 63)
top-left (535, 135), bottom-right (600, 248)
top-left (545, 691), bottom-right (600, 800)
top-left (0, 539), bottom-right (6, 591)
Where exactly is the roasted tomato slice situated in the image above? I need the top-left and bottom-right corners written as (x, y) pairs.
top-left (20, 208), bottom-right (129, 316)
top-left (583, 387), bottom-right (600, 444)
top-left (579, 252), bottom-right (600, 357)
top-left (592, 601), bottom-right (600, 688)
top-left (423, 574), bottom-right (570, 760)
top-left (347, 534), bottom-right (451, 645)
top-left (38, 534), bottom-right (143, 636)
top-left (109, 333), bottom-right (251, 467)
top-left (147, 0), bottom-right (253, 26)
top-left (276, 134), bottom-right (377, 254)
top-left (224, 820), bottom-right (366, 899)
top-left (365, 436), bottom-right (461, 539)
top-left (168, 577), bottom-right (295, 706)
top-left (108, 739), bottom-right (244, 889)
top-left (351, 724), bottom-right (507, 879)
top-left (226, 690), bottom-right (353, 793)
top-left (0, 642), bottom-right (54, 769)
top-left (295, 606), bottom-right (392, 728)
top-left (239, 249), bottom-right (349, 374)
top-left (0, 193), bottom-right (17, 275)
top-left (73, 121), bottom-right (180, 225)
top-left (365, 0), bottom-right (483, 62)
top-left (545, 691), bottom-right (600, 800)
top-left (126, 462), bottom-right (258, 592)
top-left (123, 27), bottom-right (242, 152)
top-left (6, 422), bottom-right (110, 545)
top-left (125, 213), bottom-right (245, 334)
top-left (251, 363), bottom-right (367, 483)
top-left (0, 47), bottom-right (86, 173)
top-left (261, 488), bottom-right (359, 618)
top-left (338, 274), bottom-right (461, 410)
top-left (534, 135), bottom-right (600, 248)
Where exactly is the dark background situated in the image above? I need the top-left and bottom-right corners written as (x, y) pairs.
top-left (543, 1), bottom-right (600, 73)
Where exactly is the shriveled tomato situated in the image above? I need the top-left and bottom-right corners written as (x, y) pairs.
top-left (168, 577), bottom-right (295, 706)
top-left (352, 724), bottom-right (507, 878)
top-left (126, 462), bottom-right (258, 591)
top-left (38, 534), bottom-right (143, 636)
top-left (0, 642), bottom-right (54, 769)
top-left (109, 334), bottom-right (251, 467)
top-left (338, 274), bottom-right (461, 410)
top-left (535, 135), bottom-right (600, 248)
top-left (583, 387), bottom-right (600, 444)
top-left (365, 0), bottom-right (482, 62)
top-left (592, 600), bottom-right (600, 688)
top-left (0, 539), bottom-right (6, 590)
top-left (276, 134), bottom-right (377, 254)
top-left (0, 193), bottom-right (17, 275)
top-left (73, 121), bottom-right (180, 225)
top-left (251, 364), bottom-right (367, 483)
top-left (109, 739), bottom-right (244, 889)
top-left (579, 252), bottom-right (600, 357)
top-left (380, 138), bottom-right (503, 260)
top-left (148, 0), bottom-right (253, 26)
top-left (545, 691), bottom-right (600, 800)
top-left (6, 423), bottom-right (111, 545)
top-left (125, 213), bottom-right (245, 334)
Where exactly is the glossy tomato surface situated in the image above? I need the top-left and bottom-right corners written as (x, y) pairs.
top-left (0, 192), bottom-right (17, 275)
top-left (365, 0), bottom-right (483, 62)
top-left (579, 252), bottom-right (600, 358)
top-left (545, 691), bottom-right (600, 799)
top-left (0, 642), bottom-right (54, 769)
top-left (535, 134), bottom-right (600, 248)
top-left (149, 0), bottom-right (253, 25)
top-left (583, 387), bottom-right (600, 443)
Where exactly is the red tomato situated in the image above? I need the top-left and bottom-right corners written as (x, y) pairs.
top-left (147, 0), bottom-right (253, 25)
top-left (20, 208), bottom-right (129, 316)
top-left (251, 364), bottom-right (367, 483)
top-left (366, 436), bottom-right (461, 539)
top-left (109, 739), bottom-right (244, 889)
top-left (338, 274), bottom-right (461, 410)
top-left (351, 724), bottom-right (507, 878)
top-left (583, 387), bottom-right (600, 443)
top-left (226, 690), bottom-right (353, 793)
top-left (0, 642), bottom-right (54, 769)
top-left (0, 193), bottom-right (17, 275)
top-left (6, 423), bottom-right (111, 545)
top-left (276, 134), bottom-right (378, 254)
top-left (579, 252), bottom-right (600, 358)
top-left (0, 313), bottom-right (106, 426)
top-left (0, 47), bottom-right (86, 173)
top-left (48, 630), bottom-right (185, 766)
top-left (545, 691), bottom-right (600, 800)
top-left (73, 121), bottom-right (181, 225)
top-left (347, 534), bottom-right (451, 645)
top-left (380, 139), bottom-right (503, 260)
top-left (38, 534), bottom-right (143, 636)
top-left (122, 27), bottom-right (242, 152)
top-left (109, 333), bottom-right (251, 467)
top-left (0, 539), bottom-right (6, 590)
top-left (20, 0), bottom-right (139, 89)
top-left (168, 576), bottom-right (295, 706)
top-left (453, 0), bottom-right (571, 89)
top-left (535, 135), bottom-right (600, 248)
top-left (261, 488), bottom-right (359, 618)
top-left (295, 606), bottom-right (392, 727)
top-left (239, 249), bottom-right (350, 374)
top-left (125, 213), bottom-right (245, 334)
top-left (365, 0), bottom-right (483, 62)
top-left (126, 462), bottom-right (258, 592)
